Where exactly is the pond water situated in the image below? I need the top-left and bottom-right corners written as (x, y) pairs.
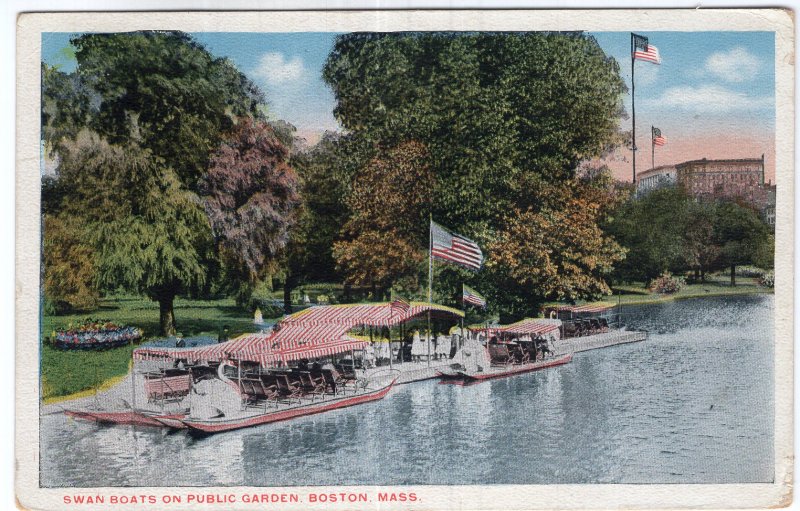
top-left (40, 294), bottom-right (774, 486)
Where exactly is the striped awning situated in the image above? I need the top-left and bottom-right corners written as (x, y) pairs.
top-left (133, 302), bottom-right (461, 366)
top-left (133, 333), bottom-right (270, 363)
top-left (546, 303), bottom-right (613, 314)
top-left (497, 318), bottom-right (561, 336)
top-left (284, 301), bottom-right (463, 327)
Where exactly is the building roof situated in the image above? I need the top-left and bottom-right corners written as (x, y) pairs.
top-left (677, 157), bottom-right (763, 167)
top-left (637, 165), bottom-right (676, 179)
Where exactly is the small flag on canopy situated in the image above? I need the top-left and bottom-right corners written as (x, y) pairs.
top-left (632, 33), bottom-right (661, 65)
top-left (652, 126), bottom-right (667, 146)
top-left (431, 220), bottom-right (484, 271)
top-left (462, 284), bottom-right (487, 309)
top-left (390, 298), bottom-right (411, 315)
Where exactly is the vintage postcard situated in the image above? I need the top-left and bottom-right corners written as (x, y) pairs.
top-left (15, 8), bottom-right (794, 511)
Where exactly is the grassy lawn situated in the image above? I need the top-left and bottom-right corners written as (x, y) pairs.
top-left (612, 274), bottom-right (772, 306)
top-left (41, 295), bottom-right (271, 403)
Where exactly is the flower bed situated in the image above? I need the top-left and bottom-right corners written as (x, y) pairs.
top-left (54, 318), bottom-right (143, 350)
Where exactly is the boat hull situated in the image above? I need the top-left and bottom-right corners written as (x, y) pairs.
top-left (442, 353), bottom-right (573, 384)
top-left (64, 410), bottom-right (187, 429)
top-left (181, 378), bottom-right (397, 434)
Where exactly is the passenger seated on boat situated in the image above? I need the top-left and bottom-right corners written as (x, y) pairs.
top-left (449, 334), bottom-right (459, 359)
top-left (589, 318), bottom-right (602, 334)
top-left (599, 317), bottom-right (610, 332)
top-left (488, 343), bottom-right (515, 366)
top-left (363, 343), bottom-right (376, 368)
top-left (510, 343), bottom-right (530, 364)
top-left (538, 339), bottom-right (552, 359)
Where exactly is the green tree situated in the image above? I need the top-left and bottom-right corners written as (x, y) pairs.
top-left (606, 186), bottom-right (692, 282)
top-left (57, 132), bottom-right (212, 335)
top-left (283, 132), bottom-right (376, 311)
top-left (43, 32), bottom-right (267, 334)
top-left (71, 31), bottom-right (264, 189)
top-left (323, 32), bottom-right (627, 315)
top-left (713, 201), bottom-right (772, 285)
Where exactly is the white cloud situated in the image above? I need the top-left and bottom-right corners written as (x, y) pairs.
top-left (252, 52), bottom-right (306, 85)
top-left (705, 47), bottom-right (761, 82)
top-left (649, 84), bottom-right (772, 113)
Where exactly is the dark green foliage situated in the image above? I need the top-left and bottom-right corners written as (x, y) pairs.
top-left (42, 32), bottom-right (272, 334)
top-left (607, 187), bottom-right (773, 285)
top-left (607, 187), bottom-right (692, 282)
top-left (323, 32), bottom-right (628, 314)
top-left (70, 31), bottom-right (264, 189)
top-left (41, 63), bottom-right (94, 153)
top-left (324, 32), bottom-right (626, 226)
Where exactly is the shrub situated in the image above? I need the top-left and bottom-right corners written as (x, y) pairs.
top-left (648, 272), bottom-right (685, 294)
top-left (758, 270), bottom-right (774, 288)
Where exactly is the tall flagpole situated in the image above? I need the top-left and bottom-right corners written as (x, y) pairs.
top-left (427, 214), bottom-right (433, 367)
top-left (651, 126), bottom-right (655, 169)
top-left (631, 33), bottom-right (637, 184)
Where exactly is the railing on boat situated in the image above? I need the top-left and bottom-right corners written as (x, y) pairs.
top-left (143, 371), bottom-right (192, 402)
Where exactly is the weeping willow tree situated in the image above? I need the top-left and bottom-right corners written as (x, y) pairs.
top-left (42, 32), bottom-right (280, 335)
top-left (56, 132), bottom-right (212, 335)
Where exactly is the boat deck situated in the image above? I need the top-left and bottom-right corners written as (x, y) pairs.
top-left (361, 329), bottom-right (647, 386)
top-left (553, 329), bottom-right (647, 355)
top-left (44, 329), bottom-right (648, 418)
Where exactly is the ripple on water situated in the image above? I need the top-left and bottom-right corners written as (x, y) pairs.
top-left (40, 295), bottom-right (774, 487)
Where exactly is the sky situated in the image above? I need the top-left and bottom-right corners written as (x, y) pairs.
top-left (42, 30), bottom-right (776, 183)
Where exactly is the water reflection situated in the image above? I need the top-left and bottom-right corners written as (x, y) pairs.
top-left (41, 295), bottom-right (774, 486)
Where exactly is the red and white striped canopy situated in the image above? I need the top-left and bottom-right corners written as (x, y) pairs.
top-left (133, 302), bottom-right (462, 366)
top-left (133, 333), bottom-right (270, 363)
top-left (546, 303), bottom-right (613, 314)
top-left (284, 301), bottom-right (462, 327)
top-left (497, 318), bottom-right (560, 336)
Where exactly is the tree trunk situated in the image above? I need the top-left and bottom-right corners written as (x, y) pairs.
top-left (158, 292), bottom-right (176, 336)
top-left (283, 279), bottom-right (294, 315)
top-left (700, 268), bottom-right (706, 282)
top-left (730, 264), bottom-right (736, 286)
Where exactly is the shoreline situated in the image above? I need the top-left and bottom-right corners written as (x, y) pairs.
top-left (41, 289), bottom-right (770, 405)
top-left (611, 287), bottom-right (772, 307)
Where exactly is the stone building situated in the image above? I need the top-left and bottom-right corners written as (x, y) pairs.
top-left (635, 156), bottom-right (775, 227)
top-left (675, 156), bottom-right (768, 208)
top-left (635, 164), bottom-right (677, 194)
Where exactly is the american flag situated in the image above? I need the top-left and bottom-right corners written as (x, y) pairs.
top-left (632, 33), bottom-right (661, 65)
top-left (462, 285), bottom-right (487, 309)
top-left (431, 221), bottom-right (484, 271)
top-left (652, 126), bottom-right (667, 146)
top-left (390, 298), bottom-right (411, 315)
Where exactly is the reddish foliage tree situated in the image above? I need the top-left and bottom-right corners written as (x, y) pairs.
top-left (203, 118), bottom-right (301, 304)
top-left (333, 141), bottom-right (434, 294)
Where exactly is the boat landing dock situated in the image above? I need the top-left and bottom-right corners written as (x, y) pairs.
top-left (363, 329), bottom-right (648, 386)
top-left (553, 329), bottom-right (648, 356)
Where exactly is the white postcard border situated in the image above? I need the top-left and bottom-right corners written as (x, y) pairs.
top-left (16, 8), bottom-right (794, 510)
